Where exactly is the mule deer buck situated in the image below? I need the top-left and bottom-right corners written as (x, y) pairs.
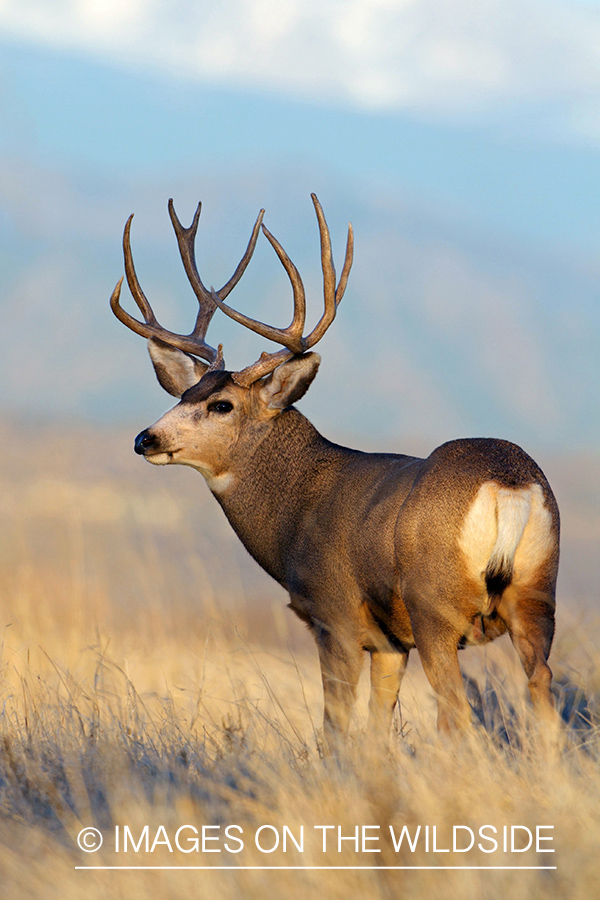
top-left (110, 194), bottom-right (559, 747)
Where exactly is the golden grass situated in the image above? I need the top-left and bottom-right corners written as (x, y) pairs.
top-left (1, 418), bottom-right (600, 898)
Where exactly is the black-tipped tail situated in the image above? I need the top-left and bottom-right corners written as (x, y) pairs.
top-left (485, 556), bottom-right (513, 599)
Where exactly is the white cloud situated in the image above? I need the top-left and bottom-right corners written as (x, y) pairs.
top-left (0, 0), bottom-right (599, 143)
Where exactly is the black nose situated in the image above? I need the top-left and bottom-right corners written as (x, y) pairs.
top-left (134, 430), bottom-right (158, 455)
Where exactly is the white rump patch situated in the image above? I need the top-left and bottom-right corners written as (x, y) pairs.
top-left (459, 481), bottom-right (555, 596)
top-left (487, 487), bottom-right (532, 577)
top-left (512, 484), bottom-right (555, 577)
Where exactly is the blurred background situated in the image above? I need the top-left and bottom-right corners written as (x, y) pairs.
top-left (0, 0), bottom-right (599, 616)
top-left (1, 11), bottom-right (599, 894)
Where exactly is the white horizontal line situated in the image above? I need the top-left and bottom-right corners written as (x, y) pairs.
top-left (75, 866), bottom-right (557, 871)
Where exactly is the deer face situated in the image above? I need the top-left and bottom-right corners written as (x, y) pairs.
top-left (111, 194), bottom-right (351, 491)
top-left (134, 340), bottom-right (320, 493)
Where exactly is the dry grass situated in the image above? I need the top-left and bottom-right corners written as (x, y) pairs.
top-left (1, 417), bottom-right (600, 899)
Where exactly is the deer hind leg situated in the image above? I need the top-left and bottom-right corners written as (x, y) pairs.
top-left (368, 647), bottom-right (409, 739)
top-left (497, 584), bottom-right (556, 722)
top-left (409, 608), bottom-right (473, 734)
top-left (314, 623), bottom-right (364, 753)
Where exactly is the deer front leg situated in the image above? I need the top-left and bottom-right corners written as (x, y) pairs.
top-left (314, 622), bottom-right (363, 753)
top-left (368, 648), bottom-right (409, 739)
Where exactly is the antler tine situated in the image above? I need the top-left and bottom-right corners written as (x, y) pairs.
top-left (334, 220), bottom-right (354, 304)
top-left (229, 194), bottom-right (354, 388)
top-left (232, 347), bottom-right (296, 388)
top-left (111, 195), bottom-right (353, 387)
top-left (303, 193), bottom-right (354, 349)
top-left (223, 224), bottom-right (309, 385)
top-left (110, 212), bottom-right (220, 363)
top-left (168, 199), bottom-right (217, 346)
top-left (221, 209), bottom-right (266, 299)
top-left (167, 200), bottom-right (265, 344)
top-left (206, 343), bottom-right (225, 372)
top-left (122, 214), bottom-right (159, 326)
top-left (209, 222), bottom-right (307, 355)
top-left (261, 225), bottom-right (307, 336)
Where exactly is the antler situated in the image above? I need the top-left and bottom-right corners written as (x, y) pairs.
top-left (210, 193), bottom-right (353, 387)
top-left (110, 201), bottom-right (265, 367)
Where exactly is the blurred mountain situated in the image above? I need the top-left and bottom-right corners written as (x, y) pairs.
top-left (1, 152), bottom-right (598, 454)
top-left (0, 36), bottom-right (598, 455)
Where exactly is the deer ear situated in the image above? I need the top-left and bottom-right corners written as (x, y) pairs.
top-left (259, 352), bottom-right (320, 410)
top-left (147, 338), bottom-right (209, 398)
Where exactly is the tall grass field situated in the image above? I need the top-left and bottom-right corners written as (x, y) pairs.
top-left (1, 417), bottom-right (599, 899)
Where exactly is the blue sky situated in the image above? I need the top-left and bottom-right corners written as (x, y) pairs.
top-left (0, 1), bottom-right (598, 451)
top-left (2, 3), bottom-right (599, 256)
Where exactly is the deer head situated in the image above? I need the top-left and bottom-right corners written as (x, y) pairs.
top-left (110, 195), bottom-right (353, 492)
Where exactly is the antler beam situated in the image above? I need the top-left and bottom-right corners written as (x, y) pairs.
top-left (210, 193), bottom-right (353, 387)
top-left (110, 202), bottom-right (264, 366)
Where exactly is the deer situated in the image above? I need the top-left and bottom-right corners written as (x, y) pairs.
top-left (110, 194), bottom-right (560, 749)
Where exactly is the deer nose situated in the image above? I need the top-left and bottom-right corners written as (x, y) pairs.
top-left (134, 430), bottom-right (158, 455)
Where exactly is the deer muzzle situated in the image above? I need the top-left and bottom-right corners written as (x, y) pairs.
top-left (134, 429), bottom-right (159, 455)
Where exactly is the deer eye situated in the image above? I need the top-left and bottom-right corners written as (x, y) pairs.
top-left (208, 400), bottom-right (234, 414)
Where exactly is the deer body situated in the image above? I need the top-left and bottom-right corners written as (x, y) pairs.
top-left (112, 195), bottom-right (559, 746)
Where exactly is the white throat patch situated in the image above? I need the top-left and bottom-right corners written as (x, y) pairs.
top-left (176, 458), bottom-right (235, 494)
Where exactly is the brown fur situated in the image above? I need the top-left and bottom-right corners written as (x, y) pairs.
top-left (134, 353), bottom-right (560, 748)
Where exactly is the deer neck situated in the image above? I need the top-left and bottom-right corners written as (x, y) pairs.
top-left (209, 408), bottom-right (339, 585)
